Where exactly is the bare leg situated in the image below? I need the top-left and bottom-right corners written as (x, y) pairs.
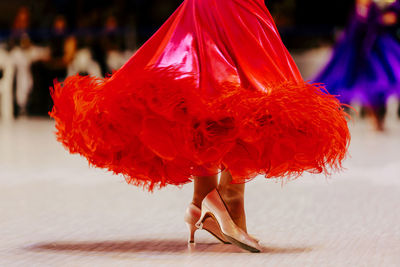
top-left (192, 174), bottom-right (218, 208)
top-left (371, 106), bottom-right (386, 132)
top-left (217, 169), bottom-right (247, 232)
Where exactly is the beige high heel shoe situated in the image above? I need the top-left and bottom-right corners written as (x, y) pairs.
top-left (196, 189), bottom-right (261, 253)
top-left (185, 203), bottom-right (230, 244)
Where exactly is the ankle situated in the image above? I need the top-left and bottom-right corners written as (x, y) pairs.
top-left (191, 198), bottom-right (202, 209)
top-left (192, 175), bottom-right (218, 208)
top-left (218, 183), bottom-right (244, 202)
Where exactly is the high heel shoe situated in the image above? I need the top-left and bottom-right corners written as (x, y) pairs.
top-left (184, 203), bottom-right (230, 244)
top-left (196, 189), bottom-right (261, 253)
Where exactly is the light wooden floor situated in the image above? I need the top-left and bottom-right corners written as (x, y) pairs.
top-left (0, 117), bottom-right (399, 267)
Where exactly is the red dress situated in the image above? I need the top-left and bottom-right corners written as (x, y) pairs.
top-left (50, 0), bottom-right (350, 190)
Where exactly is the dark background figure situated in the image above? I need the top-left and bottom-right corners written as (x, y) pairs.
top-left (385, 0), bottom-right (400, 40)
top-left (28, 15), bottom-right (77, 116)
top-left (8, 6), bottom-right (31, 50)
top-left (91, 15), bottom-right (127, 76)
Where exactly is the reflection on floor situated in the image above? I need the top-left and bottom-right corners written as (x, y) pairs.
top-left (0, 117), bottom-right (399, 266)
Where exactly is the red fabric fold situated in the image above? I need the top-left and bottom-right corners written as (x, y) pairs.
top-left (50, 0), bottom-right (350, 190)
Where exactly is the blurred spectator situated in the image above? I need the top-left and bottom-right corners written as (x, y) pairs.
top-left (92, 15), bottom-right (126, 76)
top-left (269, 0), bottom-right (296, 28)
top-left (49, 15), bottom-right (77, 66)
top-left (29, 15), bottom-right (77, 116)
top-left (8, 6), bottom-right (31, 50)
top-left (8, 6), bottom-right (34, 116)
top-left (103, 16), bottom-right (126, 54)
top-left (384, 0), bottom-right (400, 40)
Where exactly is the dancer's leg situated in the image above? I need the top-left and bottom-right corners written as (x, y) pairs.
top-left (372, 105), bottom-right (386, 131)
top-left (192, 174), bottom-right (218, 208)
top-left (218, 170), bottom-right (247, 232)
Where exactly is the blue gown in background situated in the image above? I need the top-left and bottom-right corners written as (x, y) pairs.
top-left (314, 1), bottom-right (400, 109)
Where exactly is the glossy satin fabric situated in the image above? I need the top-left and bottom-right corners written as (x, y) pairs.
top-left (116, 0), bottom-right (302, 94)
top-left (50, 0), bottom-right (350, 190)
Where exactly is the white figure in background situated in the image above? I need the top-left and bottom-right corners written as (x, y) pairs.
top-left (0, 49), bottom-right (15, 120)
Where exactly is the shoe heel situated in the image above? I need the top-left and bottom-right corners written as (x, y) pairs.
top-left (186, 223), bottom-right (197, 243)
top-left (195, 203), bottom-right (210, 229)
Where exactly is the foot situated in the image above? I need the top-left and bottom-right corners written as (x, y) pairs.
top-left (217, 186), bottom-right (247, 232)
top-left (218, 169), bottom-right (248, 232)
top-left (197, 189), bottom-right (261, 252)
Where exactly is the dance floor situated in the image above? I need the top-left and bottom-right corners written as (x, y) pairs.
top-left (0, 117), bottom-right (399, 266)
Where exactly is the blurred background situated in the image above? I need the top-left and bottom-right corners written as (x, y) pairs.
top-left (0, 1), bottom-right (399, 266)
top-left (1, 0), bottom-right (399, 124)
top-left (0, 0), bottom-right (355, 49)
top-left (0, 0), bottom-right (363, 118)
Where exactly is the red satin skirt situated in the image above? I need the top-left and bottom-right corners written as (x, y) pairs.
top-left (50, 0), bottom-right (350, 190)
